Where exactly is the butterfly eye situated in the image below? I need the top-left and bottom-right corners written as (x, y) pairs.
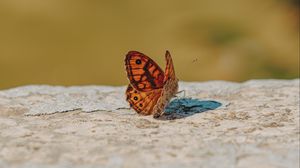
top-left (134, 96), bottom-right (138, 100)
top-left (135, 59), bottom-right (142, 64)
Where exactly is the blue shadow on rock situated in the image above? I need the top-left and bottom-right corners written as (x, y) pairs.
top-left (158, 98), bottom-right (222, 120)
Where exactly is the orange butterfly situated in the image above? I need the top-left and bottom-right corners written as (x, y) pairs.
top-left (125, 50), bottom-right (179, 118)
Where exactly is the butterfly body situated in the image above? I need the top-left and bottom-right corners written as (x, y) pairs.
top-left (125, 51), bottom-right (178, 118)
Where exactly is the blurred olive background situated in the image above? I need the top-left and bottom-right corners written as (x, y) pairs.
top-left (0, 0), bottom-right (299, 89)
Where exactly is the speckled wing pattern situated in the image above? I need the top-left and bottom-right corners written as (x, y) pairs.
top-left (152, 51), bottom-right (179, 118)
top-left (125, 50), bottom-right (178, 118)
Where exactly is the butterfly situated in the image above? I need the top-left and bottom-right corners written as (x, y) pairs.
top-left (125, 50), bottom-right (178, 118)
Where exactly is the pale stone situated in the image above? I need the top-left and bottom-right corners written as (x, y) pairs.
top-left (0, 79), bottom-right (299, 168)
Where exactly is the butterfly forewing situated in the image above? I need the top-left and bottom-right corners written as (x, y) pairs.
top-left (125, 51), bottom-right (164, 92)
top-left (152, 51), bottom-right (179, 118)
top-left (164, 50), bottom-right (177, 82)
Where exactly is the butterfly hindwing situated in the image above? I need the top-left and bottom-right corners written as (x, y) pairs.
top-left (126, 84), bottom-right (162, 115)
top-left (125, 51), bottom-right (164, 92)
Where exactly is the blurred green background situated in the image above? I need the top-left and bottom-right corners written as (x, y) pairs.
top-left (0, 0), bottom-right (299, 89)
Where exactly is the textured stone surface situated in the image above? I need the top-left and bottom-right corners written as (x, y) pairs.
top-left (0, 79), bottom-right (299, 168)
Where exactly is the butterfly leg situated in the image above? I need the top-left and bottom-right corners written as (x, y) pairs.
top-left (175, 90), bottom-right (186, 98)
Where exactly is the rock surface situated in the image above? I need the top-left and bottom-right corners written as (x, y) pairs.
top-left (0, 79), bottom-right (299, 168)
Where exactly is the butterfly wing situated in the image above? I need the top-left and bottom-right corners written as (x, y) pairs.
top-left (126, 84), bottom-right (162, 115)
top-left (163, 50), bottom-right (177, 82)
top-left (153, 51), bottom-right (179, 118)
top-left (125, 51), bottom-right (164, 92)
